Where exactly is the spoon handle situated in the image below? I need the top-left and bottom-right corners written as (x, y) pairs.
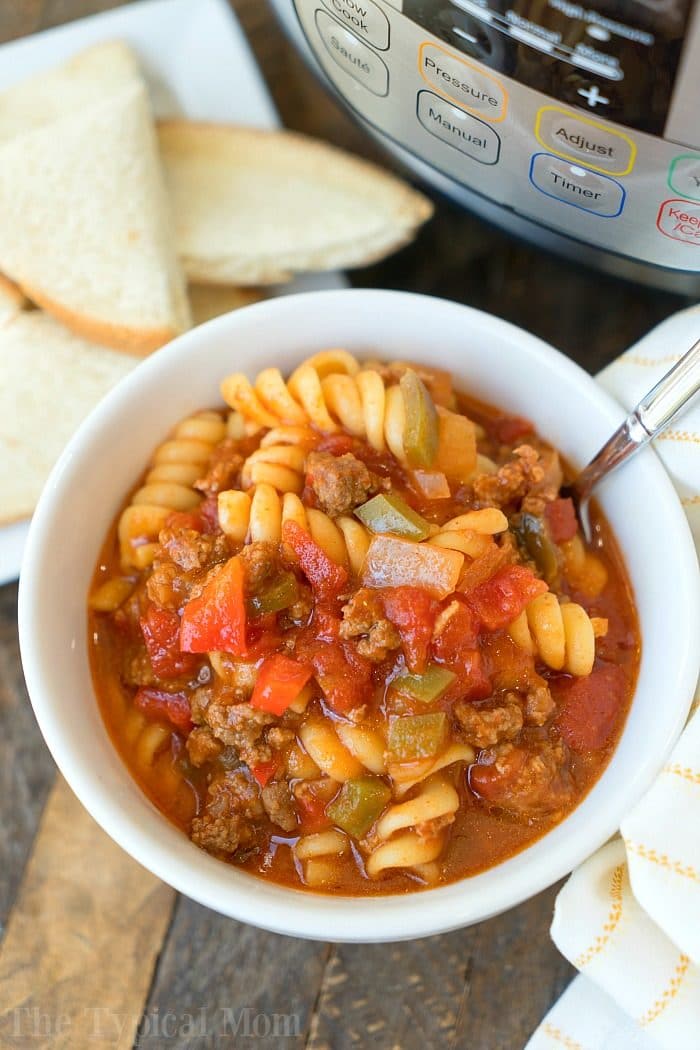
top-left (576, 337), bottom-right (700, 497)
top-left (636, 337), bottom-right (700, 436)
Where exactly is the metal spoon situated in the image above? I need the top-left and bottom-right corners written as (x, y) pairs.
top-left (565, 337), bottom-right (700, 542)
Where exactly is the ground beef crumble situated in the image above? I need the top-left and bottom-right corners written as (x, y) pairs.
top-left (455, 698), bottom-right (524, 749)
top-left (305, 450), bottom-right (382, 518)
top-left (194, 438), bottom-right (244, 496)
top-left (191, 771), bottom-right (264, 854)
top-left (340, 588), bottom-right (401, 662)
top-left (261, 781), bottom-right (297, 832)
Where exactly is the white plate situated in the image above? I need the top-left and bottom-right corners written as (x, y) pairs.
top-left (0, 0), bottom-right (343, 586)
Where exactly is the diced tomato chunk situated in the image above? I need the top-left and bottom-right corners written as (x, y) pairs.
top-left (444, 649), bottom-right (492, 703)
top-left (316, 433), bottom-right (356, 456)
top-left (305, 641), bottom-right (372, 715)
top-left (134, 687), bottom-right (192, 734)
top-left (465, 565), bottom-right (548, 632)
top-left (165, 510), bottom-right (204, 533)
top-left (245, 613), bottom-right (284, 660)
top-left (554, 664), bottom-right (626, 751)
top-left (179, 557), bottom-right (246, 654)
top-left (140, 605), bottom-right (198, 679)
top-left (457, 541), bottom-right (508, 594)
top-left (249, 758), bottom-right (281, 788)
top-left (432, 600), bottom-right (480, 662)
top-left (296, 791), bottom-right (331, 833)
top-left (282, 520), bottom-right (348, 601)
top-left (545, 498), bottom-right (578, 544)
top-left (380, 586), bottom-right (438, 674)
top-left (250, 653), bottom-right (313, 715)
top-left (491, 415), bottom-right (535, 444)
top-left (469, 747), bottom-right (528, 801)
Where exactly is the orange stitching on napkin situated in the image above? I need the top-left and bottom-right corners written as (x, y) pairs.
top-left (574, 864), bottom-right (624, 968)
top-left (541, 1022), bottom-right (585, 1049)
top-left (638, 953), bottom-right (691, 1027)
top-left (664, 763), bottom-right (700, 786)
top-left (656, 430), bottom-right (700, 445)
top-left (624, 841), bottom-right (700, 883)
top-left (617, 354), bottom-right (682, 367)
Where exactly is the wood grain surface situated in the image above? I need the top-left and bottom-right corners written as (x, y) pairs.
top-left (0, 2), bottom-right (690, 1049)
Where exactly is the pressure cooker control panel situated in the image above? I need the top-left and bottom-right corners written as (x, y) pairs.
top-left (292, 0), bottom-right (700, 272)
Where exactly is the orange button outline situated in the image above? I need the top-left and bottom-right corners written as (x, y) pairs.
top-left (534, 105), bottom-right (636, 177)
top-left (418, 41), bottom-right (507, 124)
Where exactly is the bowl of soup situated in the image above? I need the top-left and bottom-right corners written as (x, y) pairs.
top-left (18, 290), bottom-right (699, 941)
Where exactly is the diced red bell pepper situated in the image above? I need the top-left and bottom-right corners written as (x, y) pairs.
top-left (380, 586), bottom-right (439, 675)
top-left (249, 757), bottom-right (281, 788)
top-left (545, 498), bottom-right (578, 544)
top-left (250, 653), bottom-right (314, 715)
top-left (179, 556), bottom-right (246, 654)
top-left (554, 664), bottom-right (626, 751)
top-left (282, 520), bottom-right (348, 601)
top-left (140, 605), bottom-right (198, 679)
top-left (465, 565), bottom-right (548, 632)
top-left (490, 415), bottom-right (535, 445)
top-left (134, 687), bottom-right (192, 733)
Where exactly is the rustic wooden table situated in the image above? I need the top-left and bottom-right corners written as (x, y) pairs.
top-left (0, 2), bottom-right (690, 1049)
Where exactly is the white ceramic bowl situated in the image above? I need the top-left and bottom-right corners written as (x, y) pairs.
top-left (19, 290), bottom-right (699, 942)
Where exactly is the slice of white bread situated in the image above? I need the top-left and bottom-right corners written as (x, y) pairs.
top-left (0, 311), bottom-right (136, 523)
top-left (0, 40), bottom-right (141, 143)
top-left (158, 121), bottom-right (434, 285)
top-left (0, 81), bottom-right (190, 354)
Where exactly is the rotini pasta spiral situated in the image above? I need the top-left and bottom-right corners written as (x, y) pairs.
top-left (366, 775), bottom-right (458, 879)
top-left (427, 507), bottom-right (508, 557)
top-left (221, 350), bottom-right (410, 460)
top-left (118, 411), bottom-right (227, 569)
top-left (508, 593), bottom-right (597, 676)
top-left (293, 828), bottom-right (350, 888)
top-left (218, 487), bottom-right (370, 573)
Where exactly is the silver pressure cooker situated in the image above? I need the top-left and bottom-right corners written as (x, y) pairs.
top-left (270, 0), bottom-right (700, 292)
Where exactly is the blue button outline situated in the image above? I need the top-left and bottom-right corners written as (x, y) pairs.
top-left (528, 152), bottom-right (626, 218)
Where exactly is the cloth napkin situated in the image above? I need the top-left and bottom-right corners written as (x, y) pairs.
top-left (527, 303), bottom-right (700, 1050)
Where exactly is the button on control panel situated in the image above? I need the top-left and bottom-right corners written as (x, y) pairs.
top-left (657, 200), bottom-right (700, 246)
top-left (418, 42), bottom-right (507, 123)
top-left (417, 91), bottom-right (500, 165)
top-left (668, 155), bottom-right (700, 203)
top-left (320, 0), bottom-right (389, 50)
top-left (315, 9), bottom-right (389, 96)
top-left (535, 106), bottom-right (636, 176)
top-left (529, 154), bottom-right (625, 217)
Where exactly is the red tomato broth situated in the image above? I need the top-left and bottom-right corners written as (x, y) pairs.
top-left (88, 366), bottom-right (640, 895)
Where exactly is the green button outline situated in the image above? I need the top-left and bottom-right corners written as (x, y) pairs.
top-left (668, 153), bottom-right (700, 202)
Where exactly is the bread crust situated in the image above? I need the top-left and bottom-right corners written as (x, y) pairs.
top-left (20, 282), bottom-right (180, 355)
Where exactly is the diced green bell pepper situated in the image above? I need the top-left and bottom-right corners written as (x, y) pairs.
top-left (400, 369), bottom-right (439, 469)
top-left (326, 776), bottom-right (392, 838)
top-left (387, 713), bottom-right (448, 761)
top-left (393, 664), bottom-right (457, 704)
top-left (513, 514), bottom-right (560, 586)
top-left (355, 492), bottom-right (431, 541)
top-left (247, 571), bottom-right (299, 617)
